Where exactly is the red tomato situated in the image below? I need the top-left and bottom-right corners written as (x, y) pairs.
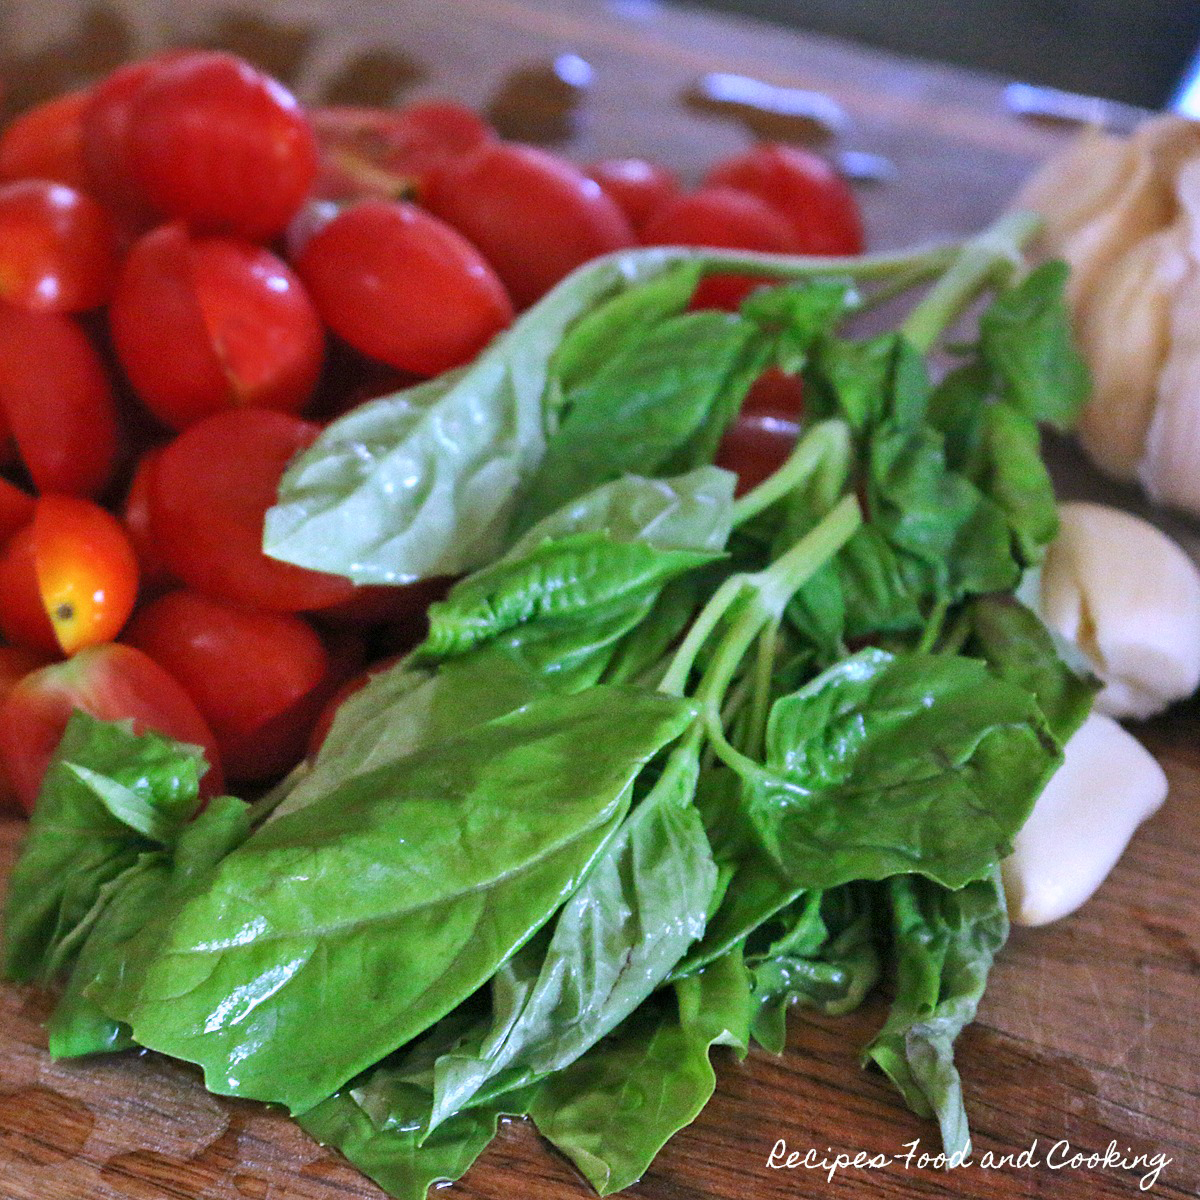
top-left (0, 642), bottom-right (224, 814)
top-left (149, 408), bottom-right (356, 612)
top-left (0, 476), bottom-right (36, 545)
top-left (124, 589), bottom-right (334, 782)
top-left (0, 644), bottom-right (55, 813)
top-left (306, 651), bottom-right (406, 760)
top-left (585, 158), bottom-right (681, 230)
top-left (639, 186), bottom-right (796, 311)
top-left (0, 304), bottom-right (119, 497)
top-left (0, 495), bottom-right (139, 656)
top-left (121, 446), bottom-right (173, 590)
top-left (703, 144), bottom-right (864, 256)
top-left (426, 141), bottom-right (635, 308)
top-left (297, 200), bottom-right (513, 376)
top-left (110, 222), bottom-right (325, 429)
top-left (81, 51), bottom-right (199, 223)
top-left (0, 90), bottom-right (91, 190)
top-left (715, 409), bottom-right (801, 496)
top-left (311, 101), bottom-right (494, 203)
top-left (743, 367), bottom-right (804, 418)
top-left (0, 180), bottom-right (119, 313)
top-left (125, 52), bottom-right (317, 241)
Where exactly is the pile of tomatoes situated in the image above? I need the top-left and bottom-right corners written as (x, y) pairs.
top-left (0, 48), bottom-right (863, 816)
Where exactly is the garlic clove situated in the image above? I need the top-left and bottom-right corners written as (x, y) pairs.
top-left (1002, 710), bottom-right (1167, 926)
top-left (1075, 223), bottom-right (1181, 479)
top-left (1039, 501), bottom-right (1200, 719)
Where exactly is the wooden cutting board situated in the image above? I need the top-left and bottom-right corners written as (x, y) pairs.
top-left (1, 2), bottom-right (1197, 1197)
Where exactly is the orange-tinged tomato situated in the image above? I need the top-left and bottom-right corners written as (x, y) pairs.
top-left (0, 496), bottom-right (139, 656)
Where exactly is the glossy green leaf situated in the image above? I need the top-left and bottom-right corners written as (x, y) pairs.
top-left (423, 747), bottom-right (716, 1128)
top-left (515, 311), bottom-right (768, 530)
top-left (750, 648), bottom-right (1060, 889)
top-left (978, 261), bottom-right (1090, 431)
top-left (91, 687), bottom-right (696, 1114)
top-left (3, 712), bottom-right (206, 984)
top-left (528, 945), bottom-right (753, 1196)
top-left (864, 871), bottom-right (1008, 1161)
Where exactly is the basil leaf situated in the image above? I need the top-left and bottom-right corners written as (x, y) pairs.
top-left (49, 795), bottom-right (251, 1059)
top-left (750, 648), bottom-right (1060, 889)
top-left (424, 747), bottom-right (716, 1129)
top-left (864, 870), bottom-right (1008, 1161)
top-left (422, 534), bottom-right (718, 661)
top-left (515, 311), bottom-right (768, 530)
top-left (528, 945), bottom-right (753, 1197)
top-left (978, 261), bottom-right (1089, 431)
top-left (90, 687), bottom-right (696, 1114)
top-left (298, 1082), bottom-right (524, 1200)
top-left (966, 594), bottom-right (1096, 743)
top-left (747, 885), bottom-right (880, 1052)
top-left (3, 712), bottom-right (206, 984)
top-left (264, 248), bottom-right (696, 584)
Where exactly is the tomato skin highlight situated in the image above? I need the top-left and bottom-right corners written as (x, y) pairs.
top-left (124, 589), bottom-right (332, 782)
top-left (297, 200), bottom-right (513, 377)
top-left (0, 90), bottom-right (91, 191)
top-left (0, 496), bottom-right (139, 656)
top-left (715, 409), bottom-right (801, 496)
top-left (0, 303), bottom-right (119, 497)
top-left (639, 185), bottom-right (796, 310)
top-left (427, 141), bottom-right (635, 308)
top-left (703, 143), bottom-right (864, 256)
top-left (126, 52), bottom-right (318, 241)
top-left (0, 180), bottom-right (119, 313)
top-left (585, 158), bottom-right (681, 231)
top-left (0, 642), bottom-right (224, 814)
top-left (110, 223), bottom-right (324, 429)
top-left (149, 408), bottom-right (357, 613)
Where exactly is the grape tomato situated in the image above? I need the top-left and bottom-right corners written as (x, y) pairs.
top-left (0, 180), bottom-right (119, 312)
top-left (149, 408), bottom-right (356, 613)
top-left (585, 158), bottom-right (681, 230)
top-left (0, 90), bottom-right (91, 191)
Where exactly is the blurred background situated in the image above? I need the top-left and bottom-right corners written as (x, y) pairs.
top-left (676, 0), bottom-right (1200, 109)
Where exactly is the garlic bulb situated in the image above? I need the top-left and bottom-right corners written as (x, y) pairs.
top-left (1002, 710), bottom-right (1167, 926)
top-left (1015, 115), bottom-right (1200, 511)
top-left (1038, 501), bottom-right (1200, 718)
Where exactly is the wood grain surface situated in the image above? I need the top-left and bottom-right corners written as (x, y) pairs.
top-left (1, 2), bottom-right (1198, 1198)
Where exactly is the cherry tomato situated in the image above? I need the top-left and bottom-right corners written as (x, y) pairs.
top-left (311, 101), bottom-right (494, 202)
top-left (125, 52), bottom-right (317, 240)
top-left (149, 408), bottom-right (357, 612)
top-left (0, 495), bottom-right (139, 656)
top-left (0, 304), bottom-right (119, 497)
top-left (306, 651), bottom-right (404, 759)
top-left (0, 180), bottom-right (119, 312)
top-left (297, 200), bottom-right (513, 377)
top-left (81, 51), bottom-right (198, 223)
top-left (426, 141), bottom-right (635, 308)
top-left (110, 222), bottom-right (325, 429)
top-left (0, 644), bottom-right (55, 813)
top-left (0, 642), bottom-right (224, 814)
top-left (0, 476), bottom-right (36, 545)
top-left (124, 589), bottom-right (334, 782)
top-left (703, 144), bottom-right (864, 256)
top-left (585, 158), bottom-right (681, 230)
top-left (121, 446), bottom-right (173, 591)
top-left (715, 409), bottom-right (801, 496)
top-left (639, 186), bottom-right (796, 310)
top-left (0, 89), bottom-right (91, 190)
top-left (743, 367), bottom-right (804, 418)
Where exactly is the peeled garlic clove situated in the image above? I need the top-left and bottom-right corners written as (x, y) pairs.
top-left (1002, 710), bottom-right (1166, 926)
top-left (1075, 224), bottom-right (1181, 479)
top-left (1039, 501), bottom-right (1200, 719)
